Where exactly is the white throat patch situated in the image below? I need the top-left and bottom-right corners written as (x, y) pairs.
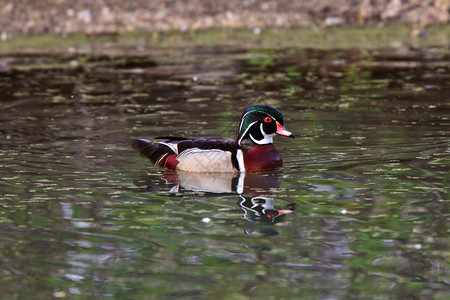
top-left (250, 123), bottom-right (274, 145)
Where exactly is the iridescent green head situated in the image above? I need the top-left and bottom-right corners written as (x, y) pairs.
top-left (237, 105), bottom-right (295, 145)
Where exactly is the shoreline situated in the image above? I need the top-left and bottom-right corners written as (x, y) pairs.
top-left (1, 25), bottom-right (449, 53)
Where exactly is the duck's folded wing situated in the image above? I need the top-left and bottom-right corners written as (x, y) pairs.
top-left (177, 138), bottom-right (238, 153)
top-left (132, 137), bottom-right (241, 171)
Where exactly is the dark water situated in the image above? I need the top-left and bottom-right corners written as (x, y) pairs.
top-left (0, 41), bottom-right (448, 299)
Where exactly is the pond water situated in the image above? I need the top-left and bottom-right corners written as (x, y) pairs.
top-left (0, 37), bottom-right (449, 299)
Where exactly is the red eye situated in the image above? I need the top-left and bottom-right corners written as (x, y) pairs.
top-left (264, 117), bottom-right (271, 123)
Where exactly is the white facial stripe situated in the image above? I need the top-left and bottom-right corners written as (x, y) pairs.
top-left (264, 112), bottom-right (277, 122)
top-left (239, 111), bottom-right (279, 133)
top-left (238, 111), bottom-right (253, 132)
top-left (250, 133), bottom-right (274, 145)
top-left (238, 121), bottom-right (258, 145)
top-left (249, 123), bottom-right (274, 144)
top-left (261, 123), bottom-right (267, 136)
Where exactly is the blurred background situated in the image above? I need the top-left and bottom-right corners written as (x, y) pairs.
top-left (1, 0), bottom-right (449, 37)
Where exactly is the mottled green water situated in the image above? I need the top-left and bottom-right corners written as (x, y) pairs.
top-left (0, 36), bottom-right (448, 299)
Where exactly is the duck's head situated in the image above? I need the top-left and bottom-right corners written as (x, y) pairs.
top-left (237, 105), bottom-right (295, 145)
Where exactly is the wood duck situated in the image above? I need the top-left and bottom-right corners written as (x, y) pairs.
top-left (132, 105), bottom-right (295, 172)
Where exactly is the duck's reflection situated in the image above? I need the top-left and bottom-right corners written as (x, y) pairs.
top-left (137, 171), bottom-right (295, 228)
top-left (165, 171), bottom-right (283, 195)
top-left (239, 195), bottom-right (295, 225)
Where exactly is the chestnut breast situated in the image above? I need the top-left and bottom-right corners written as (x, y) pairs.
top-left (243, 144), bottom-right (283, 172)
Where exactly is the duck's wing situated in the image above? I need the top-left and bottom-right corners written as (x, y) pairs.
top-left (132, 137), bottom-right (241, 171)
top-left (176, 137), bottom-right (238, 153)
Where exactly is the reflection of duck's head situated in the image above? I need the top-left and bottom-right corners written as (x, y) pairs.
top-left (239, 195), bottom-right (295, 225)
top-left (166, 170), bottom-right (282, 194)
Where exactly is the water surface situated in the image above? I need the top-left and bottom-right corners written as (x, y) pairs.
top-left (0, 40), bottom-right (448, 298)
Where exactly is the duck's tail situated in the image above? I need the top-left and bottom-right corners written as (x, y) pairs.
top-left (131, 139), bottom-right (177, 168)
